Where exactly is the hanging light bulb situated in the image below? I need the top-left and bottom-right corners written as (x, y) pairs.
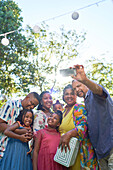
top-left (72, 12), bottom-right (79, 20)
top-left (33, 25), bottom-right (41, 33)
top-left (1, 35), bottom-right (9, 46)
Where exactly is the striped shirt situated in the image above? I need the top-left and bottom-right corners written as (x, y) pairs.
top-left (0, 99), bottom-right (23, 158)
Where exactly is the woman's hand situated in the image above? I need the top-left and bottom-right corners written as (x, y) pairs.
top-left (59, 132), bottom-right (71, 152)
top-left (59, 129), bottom-right (78, 152)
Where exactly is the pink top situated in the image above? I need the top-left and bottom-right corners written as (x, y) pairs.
top-left (35, 127), bottom-right (67, 170)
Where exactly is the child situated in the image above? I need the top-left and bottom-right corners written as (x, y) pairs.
top-left (0, 109), bottom-right (34, 170)
top-left (32, 110), bottom-right (67, 170)
top-left (53, 100), bottom-right (64, 112)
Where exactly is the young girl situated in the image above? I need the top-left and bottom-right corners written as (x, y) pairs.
top-left (53, 100), bottom-right (64, 112)
top-left (0, 109), bottom-right (34, 170)
top-left (33, 110), bottom-right (67, 170)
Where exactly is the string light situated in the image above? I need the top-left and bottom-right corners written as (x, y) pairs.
top-left (0, 30), bottom-right (17, 46)
top-left (1, 35), bottom-right (9, 46)
top-left (72, 12), bottom-right (79, 20)
top-left (33, 0), bottom-right (107, 33)
top-left (36, 0), bottom-right (107, 23)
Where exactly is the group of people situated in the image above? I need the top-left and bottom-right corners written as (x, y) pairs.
top-left (0, 64), bottom-right (113, 170)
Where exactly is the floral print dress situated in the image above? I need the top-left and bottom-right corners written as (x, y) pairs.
top-left (72, 104), bottom-right (99, 169)
top-left (33, 110), bottom-right (48, 134)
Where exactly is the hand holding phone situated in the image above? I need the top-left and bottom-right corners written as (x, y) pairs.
top-left (60, 68), bottom-right (76, 77)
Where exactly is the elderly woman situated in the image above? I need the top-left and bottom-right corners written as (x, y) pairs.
top-left (59, 84), bottom-right (99, 170)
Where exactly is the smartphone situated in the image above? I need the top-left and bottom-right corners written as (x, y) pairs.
top-left (60, 68), bottom-right (76, 77)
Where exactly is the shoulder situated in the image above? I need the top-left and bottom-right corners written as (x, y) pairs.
top-left (73, 103), bottom-right (87, 117)
top-left (34, 128), bottom-right (44, 137)
top-left (34, 110), bottom-right (44, 116)
top-left (3, 99), bottom-right (21, 108)
top-left (0, 100), bottom-right (15, 117)
top-left (88, 85), bottom-right (109, 100)
top-left (73, 103), bottom-right (86, 112)
top-left (34, 110), bottom-right (48, 120)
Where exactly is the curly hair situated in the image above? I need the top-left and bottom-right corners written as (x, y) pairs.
top-left (15, 109), bottom-right (34, 128)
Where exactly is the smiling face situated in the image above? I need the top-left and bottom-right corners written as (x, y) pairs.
top-left (47, 113), bottom-right (60, 129)
top-left (72, 80), bottom-right (88, 98)
top-left (63, 88), bottom-right (77, 106)
top-left (23, 111), bottom-right (33, 127)
top-left (41, 93), bottom-right (53, 111)
top-left (22, 94), bottom-right (39, 110)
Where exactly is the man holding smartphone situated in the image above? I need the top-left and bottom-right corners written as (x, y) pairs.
top-left (72, 64), bottom-right (113, 170)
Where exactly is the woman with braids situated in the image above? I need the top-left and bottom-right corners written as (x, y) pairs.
top-left (33, 91), bottom-right (53, 133)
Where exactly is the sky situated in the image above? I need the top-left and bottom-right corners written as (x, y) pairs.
top-left (6, 0), bottom-right (113, 100)
top-left (14, 0), bottom-right (113, 64)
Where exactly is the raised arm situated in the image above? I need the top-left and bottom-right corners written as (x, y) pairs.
top-left (72, 64), bottom-right (103, 96)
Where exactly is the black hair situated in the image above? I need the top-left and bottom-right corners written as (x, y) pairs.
top-left (30, 92), bottom-right (40, 102)
top-left (62, 84), bottom-right (74, 102)
top-left (37, 91), bottom-right (52, 111)
top-left (53, 100), bottom-right (64, 111)
top-left (15, 109), bottom-right (34, 128)
top-left (54, 110), bottom-right (63, 132)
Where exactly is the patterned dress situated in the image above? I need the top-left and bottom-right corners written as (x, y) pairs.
top-left (0, 124), bottom-right (33, 170)
top-left (33, 110), bottom-right (48, 134)
top-left (59, 104), bottom-right (99, 170)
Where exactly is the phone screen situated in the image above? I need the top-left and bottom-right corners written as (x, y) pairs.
top-left (60, 68), bottom-right (76, 77)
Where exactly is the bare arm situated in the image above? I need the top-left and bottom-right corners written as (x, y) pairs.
top-left (59, 129), bottom-right (78, 152)
top-left (73, 64), bottom-right (103, 96)
top-left (32, 137), bottom-right (40, 170)
top-left (0, 118), bottom-right (32, 140)
top-left (4, 122), bottom-right (29, 142)
top-left (0, 118), bottom-right (9, 133)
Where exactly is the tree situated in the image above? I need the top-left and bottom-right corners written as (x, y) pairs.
top-left (0, 0), bottom-right (38, 99)
top-left (86, 57), bottom-right (113, 97)
top-left (26, 24), bottom-right (86, 97)
top-left (0, 0), bottom-right (86, 107)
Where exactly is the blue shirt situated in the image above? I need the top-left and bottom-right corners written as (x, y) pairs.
top-left (85, 85), bottom-right (113, 160)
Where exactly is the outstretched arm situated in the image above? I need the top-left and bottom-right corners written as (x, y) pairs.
top-left (4, 122), bottom-right (29, 142)
top-left (72, 64), bottom-right (103, 96)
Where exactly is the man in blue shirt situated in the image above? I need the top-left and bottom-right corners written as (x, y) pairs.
top-left (72, 64), bottom-right (113, 170)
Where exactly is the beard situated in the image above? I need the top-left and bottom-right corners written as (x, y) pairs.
top-left (77, 90), bottom-right (85, 98)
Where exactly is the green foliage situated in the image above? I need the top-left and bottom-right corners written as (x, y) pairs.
top-left (0, 0), bottom-right (86, 103)
top-left (26, 24), bottom-right (86, 94)
top-left (0, 0), bottom-right (38, 97)
top-left (0, 1), bottom-right (112, 106)
top-left (86, 58), bottom-right (113, 97)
